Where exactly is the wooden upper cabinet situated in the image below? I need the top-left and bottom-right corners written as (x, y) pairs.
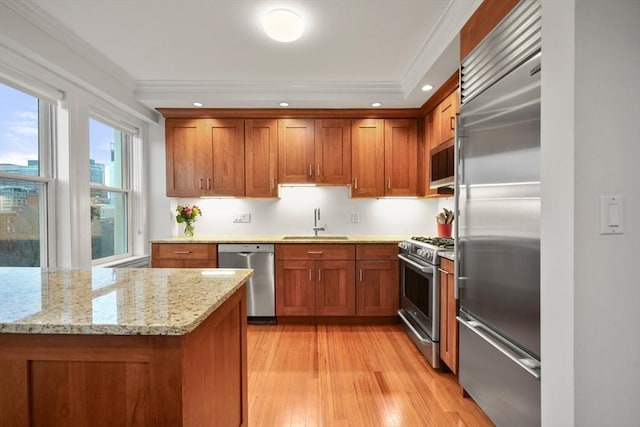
top-left (351, 119), bottom-right (385, 197)
top-left (245, 119), bottom-right (278, 197)
top-left (204, 118), bottom-right (245, 196)
top-left (439, 91), bottom-right (458, 144)
top-left (384, 119), bottom-right (418, 196)
top-left (165, 119), bottom-right (207, 197)
top-left (278, 119), bottom-right (315, 183)
top-left (314, 119), bottom-right (351, 185)
top-left (165, 118), bottom-right (244, 197)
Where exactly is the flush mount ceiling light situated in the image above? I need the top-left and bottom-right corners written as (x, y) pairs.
top-left (279, 102), bottom-right (290, 107)
top-left (192, 102), bottom-right (203, 107)
top-left (263, 8), bottom-right (303, 42)
top-left (371, 102), bottom-right (382, 107)
top-left (421, 84), bottom-right (434, 92)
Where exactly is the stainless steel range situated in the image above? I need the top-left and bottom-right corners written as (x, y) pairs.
top-left (397, 236), bottom-right (454, 369)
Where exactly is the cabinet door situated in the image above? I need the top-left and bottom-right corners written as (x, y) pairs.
top-left (278, 119), bottom-right (315, 183)
top-left (439, 258), bottom-right (458, 373)
top-left (315, 260), bottom-right (355, 316)
top-left (422, 110), bottom-right (440, 197)
top-left (314, 119), bottom-right (351, 185)
top-left (245, 119), bottom-right (278, 197)
top-left (165, 119), bottom-right (207, 197)
top-left (439, 91), bottom-right (459, 144)
top-left (351, 119), bottom-right (384, 197)
top-left (276, 260), bottom-right (316, 316)
top-left (384, 119), bottom-right (418, 196)
top-left (356, 260), bottom-right (399, 316)
top-left (203, 119), bottom-right (245, 196)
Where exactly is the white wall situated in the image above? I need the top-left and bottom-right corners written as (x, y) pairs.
top-left (148, 120), bottom-right (446, 239)
top-left (542, 0), bottom-right (640, 425)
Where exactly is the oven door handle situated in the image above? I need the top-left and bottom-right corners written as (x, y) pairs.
top-left (397, 254), bottom-right (434, 274)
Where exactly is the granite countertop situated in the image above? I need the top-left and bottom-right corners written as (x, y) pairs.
top-left (150, 234), bottom-right (410, 244)
top-left (439, 251), bottom-right (456, 261)
top-left (0, 267), bottom-right (252, 336)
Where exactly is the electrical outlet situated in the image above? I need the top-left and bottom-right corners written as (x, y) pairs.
top-left (351, 212), bottom-right (360, 223)
top-left (233, 213), bottom-right (251, 223)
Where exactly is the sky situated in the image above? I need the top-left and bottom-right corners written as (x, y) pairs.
top-left (1, 82), bottom-right (116, 182)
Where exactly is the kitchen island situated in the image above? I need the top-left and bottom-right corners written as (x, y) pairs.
top-left (0, 267), bottom-right (252, 427)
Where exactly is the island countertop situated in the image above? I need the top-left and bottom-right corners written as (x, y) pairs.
top-left (0, 267), bottom-right (252, 336)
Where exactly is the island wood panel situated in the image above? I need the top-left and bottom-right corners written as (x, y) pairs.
top-left (0, 286), bottom-right (247, 427)
top-left (245, 119), bottom-right (278, 197)
top-left (460, 0), bottom-right (520, 59)
top-left (351, 119), bottom-right (385, 197)
top-left (314, 119), bottom-right (351, 185)
top-left (277, 119), bottom-right (315, 183)
top-left (205, 119), bottom-right (245, 196)
top-left (315, 260), bottom-right (356, 316)
top-left (384, 119), bottom-right (418, 196)
top-left (165, 119), bottom-right (205, 197)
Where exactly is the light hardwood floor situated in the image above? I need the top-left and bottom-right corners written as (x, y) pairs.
top-left (247, 324), bottom-right (494, 427)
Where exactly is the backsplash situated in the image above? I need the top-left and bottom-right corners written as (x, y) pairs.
top-left (151, 185), bottom-right (454, 238)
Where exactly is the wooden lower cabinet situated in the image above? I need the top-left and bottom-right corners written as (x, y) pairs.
top-left (439, 257), bottom-right (458, 373)
top-left (0, 286), bottom-right (248, 427)
top-left (355, 244), bottom-right (399, 316)
top-left (151, 243), bottom-right (217, 268)
top-left (276, 244), bottom-right (356, 317)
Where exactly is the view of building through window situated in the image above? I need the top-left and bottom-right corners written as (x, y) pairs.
top-left (0, 83), bottom-right (46, 266)
top-left (89, 118), bottom-right (129, 261)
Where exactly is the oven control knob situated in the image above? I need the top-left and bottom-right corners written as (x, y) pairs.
top-left (417, 248), bottom-right (427, 257)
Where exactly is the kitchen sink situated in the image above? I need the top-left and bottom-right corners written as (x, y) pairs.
top-left (282, 235), bottom-right (349, 240)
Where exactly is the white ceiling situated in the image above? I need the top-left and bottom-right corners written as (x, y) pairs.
top-left (30, 0), bottom-right (481, 110)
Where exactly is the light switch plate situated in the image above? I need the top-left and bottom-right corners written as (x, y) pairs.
top-left (233, 213), bottom-right (251, 223)
top-left (351, 212), bottom-right (360, 223)
top-left (600, 195), bottom-right (624, 235)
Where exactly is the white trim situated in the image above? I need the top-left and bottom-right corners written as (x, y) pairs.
top-left (0, 63), bottom-right (64, 103)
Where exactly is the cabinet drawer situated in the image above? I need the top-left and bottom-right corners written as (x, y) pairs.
top-left (152, 243), bottom-right (217, 260)
top-left (356, 244), bottom-right (399, 260)
top-left (276, 244), bottom-right (355, 260)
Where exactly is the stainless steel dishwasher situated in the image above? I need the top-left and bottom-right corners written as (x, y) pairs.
top-left (217, 244), bottom-right (275, 323)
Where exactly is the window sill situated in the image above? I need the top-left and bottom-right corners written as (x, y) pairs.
top-left (95, 255), bottom-right (150, 268)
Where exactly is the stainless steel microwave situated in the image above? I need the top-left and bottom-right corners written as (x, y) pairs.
top-left (429, 139), bottom-right (454, 189)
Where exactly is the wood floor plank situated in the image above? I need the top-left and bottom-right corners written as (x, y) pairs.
top-left (248, 324), bottom-right (494, 427)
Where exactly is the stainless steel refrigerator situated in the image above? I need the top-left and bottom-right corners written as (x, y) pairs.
top-left (455, 1), bottom-right (541, 425)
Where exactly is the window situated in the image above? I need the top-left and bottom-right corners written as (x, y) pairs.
top-left (89, 118), bottom-right (131, 262)
top-left (0, 82), bottom-right (53, 267)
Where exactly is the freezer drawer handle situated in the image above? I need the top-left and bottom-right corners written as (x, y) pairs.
top-left (457, 315), bottom-right (541, 380)
top-left (398, 310), bottom-right (433, 345)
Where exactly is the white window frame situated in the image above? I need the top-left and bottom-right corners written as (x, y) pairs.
top-left (0, 81), bottom-right (56, 267)
top-left (88, 116), bottom-right (134, 265)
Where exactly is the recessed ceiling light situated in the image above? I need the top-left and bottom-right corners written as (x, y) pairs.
top-left (263, 9), bottom-right (303, 42)
top-left (372, 102), bottom-right (382, 107)
top-left (279, 102), bottom-right (290, 107)
top-left (192, 102), bottom-right (203, 107)
top-left (421, 84), bottom-right (434, 92)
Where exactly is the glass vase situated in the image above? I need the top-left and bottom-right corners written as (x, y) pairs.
top-left (184, 222), bottom-right (194, 237)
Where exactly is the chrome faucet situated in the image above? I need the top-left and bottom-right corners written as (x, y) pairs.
top-left (313, 208), bottom-right (325, 236)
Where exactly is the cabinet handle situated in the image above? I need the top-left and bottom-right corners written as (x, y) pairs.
top-left (450, 116), bottom-right (455, 130)
top-left (271, 178), bottom-right (276, 190)
top-left (309, 269), bottom-right (313, 281)
top-left (317, 165), bottom-right (320, 177)
top-left (438, 268), bottom-right (450, 275)
top-left (359, 269), bottom-right (363, 282)
top-left (309, 164), bottom-right (313, 177)
top-left (354, 177), bottom-right (358, 190)
top-left (318, 268), bottom-right (322, 282)
top-left (387, 177), bottom-right (391, 190)
top-left (199, 178), bottom-right (203, 190)
top-left (174, 251), bottom-right (191, 254)
top-left (307, 251), bottom-right (324, 255)
top-left (207, 178), bottom-right (211, 190)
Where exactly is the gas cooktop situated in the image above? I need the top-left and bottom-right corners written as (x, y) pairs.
top-left (410, 236), bottom-right (454, 249)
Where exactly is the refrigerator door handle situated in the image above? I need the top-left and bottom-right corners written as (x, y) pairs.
top-left (457, 315), bottom-right (541, 380)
